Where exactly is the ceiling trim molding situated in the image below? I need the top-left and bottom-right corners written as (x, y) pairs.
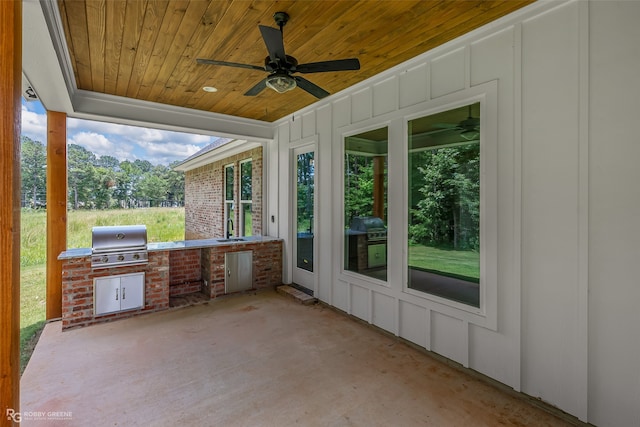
top-left (71, 89), bottom-right (274, 142)
top-left (23, 0), bottom-right (74, 113)
top-left (173, 140), bottom-right (262, 172)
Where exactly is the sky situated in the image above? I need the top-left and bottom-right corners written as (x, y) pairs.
top-left (21, 99), bottom-right (216, 166)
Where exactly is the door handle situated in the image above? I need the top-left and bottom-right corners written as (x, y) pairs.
top-left (122, 286), bottom-right (126, 300)
top-left (115, 288), bottom-right (119, 301)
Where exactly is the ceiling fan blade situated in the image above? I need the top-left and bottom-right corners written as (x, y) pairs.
top-left (196, 58), bottom-right (264, 71)
top-left (259, 25), bottom-right (286, 63)
top-left (433, 123), bottom-right (460, 129)
top-left (244, 78), bottom-right (267, 96)
top-left (294, 76), bottom-right (330, 99)
top-left (296, 58), bottom-right (361, 73)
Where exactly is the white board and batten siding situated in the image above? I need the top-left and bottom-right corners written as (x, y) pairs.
top-left (270, 1), bottom-right (640, 425)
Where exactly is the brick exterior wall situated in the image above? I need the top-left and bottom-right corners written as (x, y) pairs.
top-left (61, 251), bottom-right (170, 330)
top-left (184, 147), bottom-right (263, 240)
top-left (169, 249), bottom-right (203, 297)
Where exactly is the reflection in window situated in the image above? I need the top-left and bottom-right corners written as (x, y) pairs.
top-left (240, 160), bottom-right (252, 237)
top-left (296, 152), bottom-right (314, 272)
top-left (344, 127), bottom-right (388, 282)
top-left (408, 103), bottom-right (480, 307)
top-left (224, 165), bottom-right (234, 238)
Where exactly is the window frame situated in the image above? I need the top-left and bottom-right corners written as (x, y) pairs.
top-left (239, 158), bottom-right (252, 237)
top-left (406, 102), bottom-right (481, 307)
top-left (333, 81), bottom-right (498, 330)
top-left (336, 121), bottom-right (393, 290)
top-left (224, 163), bottom-right (235, 238)
top-left (402, 84), bottom-right (498, 329)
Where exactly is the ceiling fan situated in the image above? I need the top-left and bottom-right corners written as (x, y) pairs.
top-left (196, 12), bottom-right (360, 99)
top-left (435, 105), bottom-right (480, 140)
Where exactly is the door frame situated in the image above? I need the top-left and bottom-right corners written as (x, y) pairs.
top-left (291, 140), bottom-right (318, 294)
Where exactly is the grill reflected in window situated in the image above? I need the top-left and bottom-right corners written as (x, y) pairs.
top-left (344, 127), bottom-right (388, 282)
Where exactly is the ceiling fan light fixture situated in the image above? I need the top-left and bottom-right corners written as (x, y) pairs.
top-left (460, 129), bottom-right (479, 141)
top-left (266, 73), bottom-right (296, 93)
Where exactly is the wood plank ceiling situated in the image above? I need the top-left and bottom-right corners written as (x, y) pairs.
top-left (58, 0), bottom-right (533, 122)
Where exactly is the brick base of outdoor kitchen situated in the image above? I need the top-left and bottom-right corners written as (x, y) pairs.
top-left (61, 239), bottom-right (282, 330)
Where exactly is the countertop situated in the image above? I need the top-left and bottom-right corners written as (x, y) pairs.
top-left (58, 235), bottom-right (282, 260)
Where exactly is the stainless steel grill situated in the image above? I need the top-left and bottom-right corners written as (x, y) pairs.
top-left (91, 225), bottom-right (148, 269)
top-left (348, 216), bottom-right (387, 269)
top-left (349, 216), bottom-right (387, 242)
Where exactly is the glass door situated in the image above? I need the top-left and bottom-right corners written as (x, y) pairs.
top-left (292, 147), bottom-right (315, 292)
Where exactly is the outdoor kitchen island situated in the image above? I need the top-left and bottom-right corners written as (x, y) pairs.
top-left (58, 236), bottom-right (283, 330)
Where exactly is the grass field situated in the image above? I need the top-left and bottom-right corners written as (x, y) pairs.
top-left (408, 244), bottom-right (479, 281)
top-left (20, 207), bottom-right (185, 373)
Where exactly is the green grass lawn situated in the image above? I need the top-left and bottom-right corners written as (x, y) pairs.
top-left (20, 207), bottom-right (185, 373)
top-left (408, 244), bottom-right (479, 282)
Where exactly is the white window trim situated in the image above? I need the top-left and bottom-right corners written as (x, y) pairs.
top-left (224, 163), bottom-right (235, 238)
top-left (333, 80), bottom-right (498, 331)
top-left (239, 158), bottom-right (253, 237)
top-left (401, 81), bottom-right (498, 330)
top-left (335, 120), bottom-right (393, 290)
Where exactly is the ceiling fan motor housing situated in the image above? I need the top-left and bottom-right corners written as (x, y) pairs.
top-left (264, 55), bottom-right (298, 72)
top-left (273, 12), bottom-right (290, 28)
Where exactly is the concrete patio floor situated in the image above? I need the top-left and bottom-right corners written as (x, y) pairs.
top-left (21, 289), bottom-right (578, 426)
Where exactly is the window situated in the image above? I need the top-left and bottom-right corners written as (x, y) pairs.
top-left (344, 127), bottom-right (388, 282)
top-left (224, 165), bottom-right (234, 238)
top-left (407, 103), bottom-right (480, 307)
top-left (239, 159), bottom-right (252, 237)
top-left (296, 152), bottom-right (315, 272)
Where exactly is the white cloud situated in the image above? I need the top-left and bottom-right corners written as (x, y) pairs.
top-left (22, 106), bottom-right (214, 166)
top-left (68, 132), bottom-right (134, 161)
top-left (139, 140), bottom-right (202, 155)
top-left (21, 104), bottom-right (47, 143)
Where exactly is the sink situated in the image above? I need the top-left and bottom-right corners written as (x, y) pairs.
top-left (217, 238), bottom-right (246, 243)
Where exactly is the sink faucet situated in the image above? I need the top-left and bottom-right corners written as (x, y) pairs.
top-left (226, 217), bottom-right (234, 239)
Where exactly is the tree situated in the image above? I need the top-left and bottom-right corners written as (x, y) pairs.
top-left (409, 143), bottom-right (479, 250)
top-left (136, 173), bottom-right (168, 207)
top-left (296, 153), bottom-right (314, 232)
top-left (20, 136), bottom-right (47, 208)
top-left (133, 159), bottom-right (153, 173)
top-left (67, 144), bottom-right (97, 209)
top-left (344, 153), bottom-right (375, 223)
top-left (166, 161), bottom-right (185, 206)
top-left (92, 166), bottom-right (116, 209)
top-left (96, 155), bottom-right (120, 170)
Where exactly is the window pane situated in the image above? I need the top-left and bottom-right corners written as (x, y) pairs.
top-left (344, 127), bottom-right (388, 282)
top-left (241, 202), bottom-right (252, 237)
top-left (240, 160), bottom-right (252, 201)
top-left (297, 152), bottom-right (314, 272)
top-left (225, 202), bottom-right (235, 237)
top-left (225, 165), bottom-right (234, 202)
top-left (408, 103), bottom-right (480, 307)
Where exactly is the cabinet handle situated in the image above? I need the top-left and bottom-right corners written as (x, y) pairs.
top-left (115, 288), bottom-right (118, 301)
top-left (228, 269), bottom-right (231, 277)
top-left (122, 287), bottom-right (126, 300)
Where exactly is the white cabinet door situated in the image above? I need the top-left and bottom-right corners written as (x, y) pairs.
top-left (94, 273), bottom-right (145, 315)
top-left (95, 276), bottom-right (121, 315)
top-left (120, 273), bottom-right (145, 311)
